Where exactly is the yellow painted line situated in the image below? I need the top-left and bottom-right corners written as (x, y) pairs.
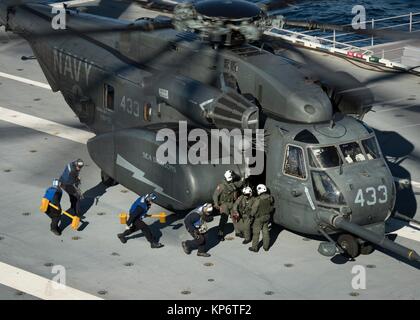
top-left (0, 262), bottom-right (103, 300)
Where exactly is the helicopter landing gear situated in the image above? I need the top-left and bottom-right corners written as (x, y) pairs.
top-left (360, 242), bottom-right (375, 255)
top-left (101, 170), bottom-right (118, 187)
top-left (337, 234), bottom-right (360, 258)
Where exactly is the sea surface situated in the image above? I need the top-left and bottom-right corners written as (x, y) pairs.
top-left (272, 0), bottom-right (420, 26)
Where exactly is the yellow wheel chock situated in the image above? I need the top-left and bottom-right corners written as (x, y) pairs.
top-left (40, 198), bottom-right (81, 230)
top-left (118, 212), bottom-right (167, 224)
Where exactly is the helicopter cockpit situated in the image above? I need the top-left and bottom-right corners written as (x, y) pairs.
top-left (268, 114), bottom-right (395, 231)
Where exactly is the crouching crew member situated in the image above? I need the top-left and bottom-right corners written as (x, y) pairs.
top-left (213, 170), bottom-right (244, 241)
top-left (44, 179), bottom-right (63, 236)
top-left (182, 203), bottom-right (213, 257)
top-left (59, 159), bottom-right (84, 217)
top-left (232, 186), bottom-right (255, 244)
top-left (117, 193), bottom-right (164, 249)
top-left (249, 184), bottom-right (274, 252)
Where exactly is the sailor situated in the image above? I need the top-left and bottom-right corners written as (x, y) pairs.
top-left (182, 203), bottom-right (213, 257)
top-left (212, 170), bottom-right (244, 241)
top-left (232, 186), bottom-right (255, 244)
top-left (249, 184), bottom-right (274, 252)
top-left (43, 179), bottom-right (63, 236)
top-left (59, 159), bottom-right (84, 216)
top-left (117, 193), bottom-right (164, 249)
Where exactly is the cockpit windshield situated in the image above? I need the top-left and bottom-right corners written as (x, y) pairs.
top-left (309, 146), bottom-right (341, 168)
top-left (362, 137), bottom-right (380, 160)
top-left (340, 142), bottom-right (366, 164)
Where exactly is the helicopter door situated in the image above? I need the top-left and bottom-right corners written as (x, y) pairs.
top-left (276, 144), bottom-right (316, 232)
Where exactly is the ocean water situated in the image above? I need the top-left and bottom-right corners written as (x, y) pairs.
top-left (272, 0), bottom-right (420, 26)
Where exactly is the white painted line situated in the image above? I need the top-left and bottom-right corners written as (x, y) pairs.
top-left (0, 106), bottom-right (94, 144)
top-left (389, 220), bottom-right (420, 243)
top-left (0, 262), bottom-right (102, 300)
top-left (0, 71), bottom-right (51, 90)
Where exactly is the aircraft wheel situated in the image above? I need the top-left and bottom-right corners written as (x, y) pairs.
top-left (101, 171), bottom-right (118, 187)
top-left (338, 234), bottom-right (360, 258)
top-left (360, 243), bottom-right (375, 255)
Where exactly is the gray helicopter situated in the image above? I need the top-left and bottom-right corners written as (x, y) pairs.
top-left (0, 0), bottom-right (419, 263)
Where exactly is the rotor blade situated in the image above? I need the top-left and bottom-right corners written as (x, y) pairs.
top-left (82, 33), bottom-right (192, 95)
top-left (0, 3), bottom-right (173, 44)
top-left (257, 0), bottom-right (299, 11)
top-left (265, 33), bottom-right (417, 87)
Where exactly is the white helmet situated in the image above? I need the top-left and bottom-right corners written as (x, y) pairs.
top-left (256, 184), bottom-right (267, 195)
top-left (224, 170), bottom-right (233, 182)
top-left (52, 179), bottom-right (60, 188)
top-left (202, 203), bottom-right (213, 214)
top-left (242, 186), bottom-right (252, 196)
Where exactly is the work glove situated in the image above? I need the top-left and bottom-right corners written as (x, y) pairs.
top-left (193, 229), bottom-right (201, 240)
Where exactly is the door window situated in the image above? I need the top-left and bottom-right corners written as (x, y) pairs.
top-left (104, 84), bottom-right (114, 111)
top-left (283, 145), bottom-right (307, 179)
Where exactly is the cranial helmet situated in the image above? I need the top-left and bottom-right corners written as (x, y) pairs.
top-left (75, 159), bottom-right (84, 168)
top-left (256, 184), bottom-right (267, 195)
top-left (202, 203), bottom-right (213, 214)
top-left (242, 186), bottom-right (252, 196)
top-left (52, 179), bottom-right (60, 188)
top-left (224, 170), bottom-right (233, 182)
top-left (145, 193), bottom-right (157, 202)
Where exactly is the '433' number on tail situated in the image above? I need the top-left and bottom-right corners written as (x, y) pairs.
top-left (355, 185), bottom-right (387, 207)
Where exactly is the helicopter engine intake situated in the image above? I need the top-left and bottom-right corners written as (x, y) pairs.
top-left (155, 75), bottom-right (259, 130)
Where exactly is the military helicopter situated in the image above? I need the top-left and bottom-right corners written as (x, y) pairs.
top-left (0, 0), bottom-right (419, 263)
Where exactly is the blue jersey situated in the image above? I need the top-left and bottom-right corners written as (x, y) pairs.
top-left (59, 162), bottom-right (79, 186)
top-left (127, 197), bottom-right (149, 224)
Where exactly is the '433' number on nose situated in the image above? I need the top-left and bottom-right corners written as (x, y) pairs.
top-left (355, 185), bottom-right (387, 207)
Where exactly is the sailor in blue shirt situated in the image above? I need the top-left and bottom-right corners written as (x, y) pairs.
top-left (43, 179), bottom-right (63, 236)
top-left (59, 159), bottom-right (84, 216)
top-left (117, 193), bottom-right (164, 249)
top-left (182, 203), bottom-right (213, 257)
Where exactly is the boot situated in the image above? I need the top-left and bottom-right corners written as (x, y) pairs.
top-left (51, 229), bottom-right (61, 236)
top-left (151, 242), bottom-right (164, 249)
top-left (182, 241), bottom-right (191, 255)
top-left (117, 233), bottom-right (127, 244)
top-left (263, 247), bottom-right (269, 252)
top-left (197, 252), bottom-right (211, 257)
top-left (235, 232), bottom-right (244, 238)
top-left (248, 247), bottom-right (258, 253)
top-left (242, 239), bottom-right (251, 245)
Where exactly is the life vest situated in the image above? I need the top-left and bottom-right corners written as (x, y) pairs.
top-left (40, 186), bottom-right (62, 212)
top-left (59, 162), bottom-right (77, 185)
top-left (219, 181), bottom-right (238, 203)
top-left (255, 194), bottom-right (274, 218)
top-left (129, 196), bottom-right (148, 218)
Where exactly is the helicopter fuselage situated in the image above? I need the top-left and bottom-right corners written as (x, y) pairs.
top-left (0, 2), bottom-right (396, 236)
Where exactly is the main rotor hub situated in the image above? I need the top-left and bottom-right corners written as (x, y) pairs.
top-left (173, 0), bottom-right (282, 46)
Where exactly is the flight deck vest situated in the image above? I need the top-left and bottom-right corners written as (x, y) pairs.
top-left (219, 182), bottom-right (238, 204)
top-left (255, 194), bottom-right (273, 219)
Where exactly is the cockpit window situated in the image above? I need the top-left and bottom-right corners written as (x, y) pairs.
top-left (311, 171), bottom-right (345, 205)
top-left (283, 145), bottom-right (307, 179)
top-left (309, 146), bottom-right (340, 168)
top-left (340, 142), bottom-right (366, 164)
top-left (362, 137), bottom-right (380, 160)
